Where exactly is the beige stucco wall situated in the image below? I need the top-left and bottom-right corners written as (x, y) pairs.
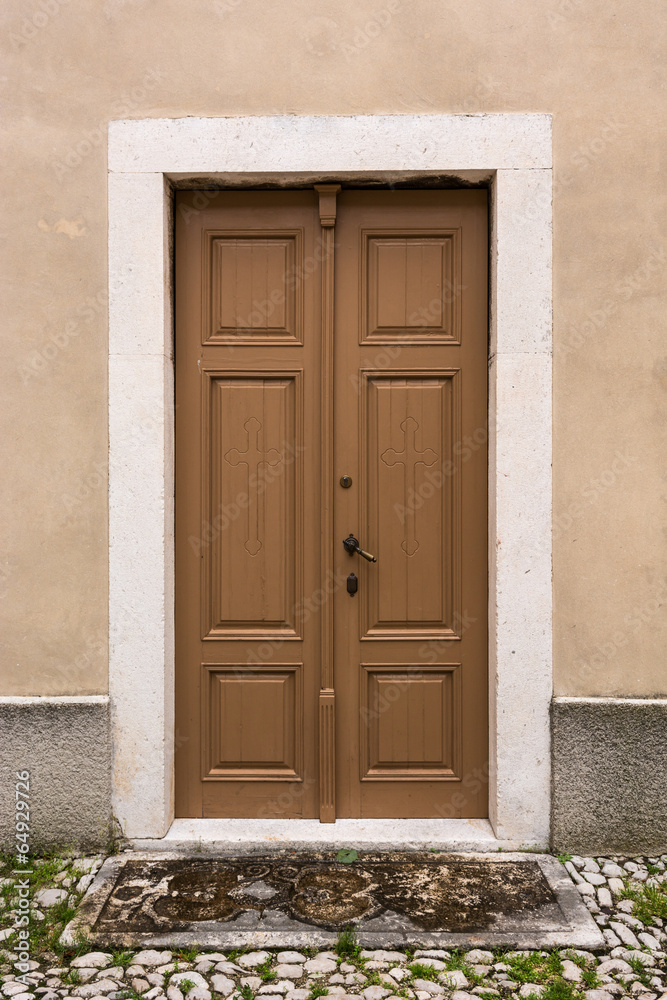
top-left (0, 0), bottom-right (664, 698)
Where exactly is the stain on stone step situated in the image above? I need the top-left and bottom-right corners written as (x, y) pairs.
top-left (94, 853), bottom-right (555, 934)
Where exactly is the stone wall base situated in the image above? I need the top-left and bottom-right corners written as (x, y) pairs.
top-left (3, 695), bottom-right (666, 854)
top-left (0, 697), bottom-right (111, 851)
top-left (552, 696), bottom-right (667, 855)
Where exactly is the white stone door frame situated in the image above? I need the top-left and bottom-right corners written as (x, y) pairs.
top-left (108, 114), bottom-right (553, 847)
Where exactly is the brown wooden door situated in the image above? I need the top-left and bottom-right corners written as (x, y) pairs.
top-left (333, 191), bottom-right (488, 817)
top-left (175, 192), bottom-right (323, 819)
top-left (174, 188), bottom-right (487, 821)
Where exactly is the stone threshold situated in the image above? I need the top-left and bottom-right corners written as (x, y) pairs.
top-left (62, 851), bottom-right (604, 950)
top-left (128, 818), bottom-right (545, 854)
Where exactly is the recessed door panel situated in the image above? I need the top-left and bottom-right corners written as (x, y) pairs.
top-left (205, 231), bottom-right (303, 344)
top-left (362, 230), bottom-right (461, 344)
top-left (360, 664), bottom-right (461, 780)
top-left (202, 664), bottom-right (303, 780)
top-left (361, 370), bottom-right (461, 638)
top-left (202, 371), bottom-right (302, 639)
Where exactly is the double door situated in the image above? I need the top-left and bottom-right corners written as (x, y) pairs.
top-left (175, 187), bottom-right (488, 820)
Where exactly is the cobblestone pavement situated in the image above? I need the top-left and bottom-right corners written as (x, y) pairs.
top-left (0, 854), bottom-right (666, 1000)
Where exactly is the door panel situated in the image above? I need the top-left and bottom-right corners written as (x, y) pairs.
top-left (362, 371), bottom-right (460, 637)
top-left (362, 230), bottom-right (460, 344)
top-left (334, 190), bottom-right (488, 818)
top-left (175, 192), bottom-right (321, 819)
top-left (202, 663), bottom-right (303, 780)
top-left (206, 231), bottom-right (304, 345)
top-left (359, 663), bottom-right (461, 781)
top-left (202, 371), bottom-right (302, 639)
top-left (175, 187), bottom-right (487, 820)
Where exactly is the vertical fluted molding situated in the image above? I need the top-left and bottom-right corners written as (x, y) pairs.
top-left (315, 184), bottom-right (340, 823)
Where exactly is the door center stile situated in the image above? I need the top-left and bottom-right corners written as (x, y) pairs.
top-left (314, 184), bottom-right (341, 824)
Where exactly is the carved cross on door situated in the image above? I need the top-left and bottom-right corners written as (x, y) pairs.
top-left (381, 416), bottom-right (438, 555)
top-left (224, 416), bottom-right (281, 555)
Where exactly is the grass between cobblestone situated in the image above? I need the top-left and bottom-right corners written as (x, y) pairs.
top-left (0, 852), bottom-right (666, 1000)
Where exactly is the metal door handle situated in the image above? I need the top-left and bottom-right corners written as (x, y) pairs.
top-left (343, 534), bottom-right (377, 562)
